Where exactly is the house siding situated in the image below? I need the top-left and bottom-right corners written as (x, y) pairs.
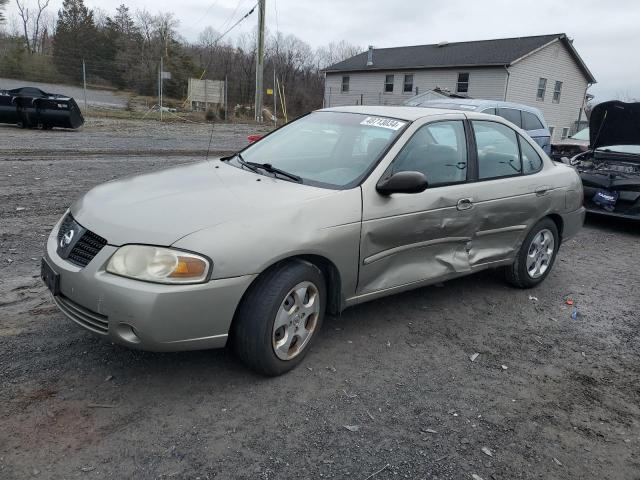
top-left (506, 39), bottom-right (589, 141)
top-left (325, 67), bottom-right (507, 108)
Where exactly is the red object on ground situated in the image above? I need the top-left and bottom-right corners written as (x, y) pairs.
top-left (566, 299), bottom-right (574, 306)
top-left (247, 134), bottom-right (263, 144)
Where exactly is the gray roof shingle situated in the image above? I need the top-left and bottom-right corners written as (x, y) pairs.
top-left (325, 33), bottom-right (595, 83)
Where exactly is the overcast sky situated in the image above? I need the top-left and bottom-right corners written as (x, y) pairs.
top-left (5, 0), bottom-right (640, 101)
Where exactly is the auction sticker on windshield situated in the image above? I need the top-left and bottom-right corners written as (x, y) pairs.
top-left (360, 117), bottom-right (406, 130)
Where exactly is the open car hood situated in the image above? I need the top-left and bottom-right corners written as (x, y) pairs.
top-left (589, 101), bottom-right (640, 150)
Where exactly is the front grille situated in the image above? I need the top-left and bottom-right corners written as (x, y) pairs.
top-left (54, 294), bottom-right (109, 334)
top-left (68, 230), bottom-right (107, 267)
top-left (57, 214), bottom-right (107, 267)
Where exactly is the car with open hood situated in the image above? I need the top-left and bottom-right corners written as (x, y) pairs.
top-left (551, 127), bottom-right (589, 161)
top-left (42, 106), bottom-right (584, 375)
top-left (566, 101), bottom-right (640, 218)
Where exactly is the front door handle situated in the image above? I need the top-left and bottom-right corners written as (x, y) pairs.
top-left (457, 198), bottom-right (474, 211)
top-left (535, 186), bottom-right (550, 196)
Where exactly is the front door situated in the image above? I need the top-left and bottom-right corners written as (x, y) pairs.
top-left (358, 117), bottom-right (477, 296)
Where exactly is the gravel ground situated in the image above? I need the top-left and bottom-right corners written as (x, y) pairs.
top-left (0, 123), bottom-right (639, 479)
top-left (0, 78), bottom-right (128, 109)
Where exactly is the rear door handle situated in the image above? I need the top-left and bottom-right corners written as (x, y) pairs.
top-left (535, 186), bottom-right (550, 196)
top-left (457, 198), bottom-right (474, 211)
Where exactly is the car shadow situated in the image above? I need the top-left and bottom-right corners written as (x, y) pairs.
top-left (585, 213), bottom-right (640, 235)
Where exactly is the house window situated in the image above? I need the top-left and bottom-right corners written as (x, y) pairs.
top-left (553, 81), bottom-right (563, 103)
top-left (561, 127), bottom-right (569, 140)
top-left (456, 72), bottom-right (469, 93)
top-left (341, 76), bottom-right (350, 93)
top-left (384, 74), bottom-right (394, 93)
top-left (537, 78), bottom-right (547, 101)
top-left (548, 126), bottom-right (555, 139)
top-left (403, 74), bottom-right (414, 93)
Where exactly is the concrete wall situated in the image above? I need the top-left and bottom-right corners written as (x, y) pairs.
top-left (505, 39), bottom-right (589, 141)
top-left (325, 67), bottom-right (507, 107)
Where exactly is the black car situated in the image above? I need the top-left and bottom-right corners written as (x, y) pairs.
top-left (567, 101), bottom-right (640, 219)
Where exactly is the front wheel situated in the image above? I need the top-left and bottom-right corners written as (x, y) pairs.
top-left (232, 260), bottom-right (326, 376)
top-left (505, 218), bottom-right (559, 288)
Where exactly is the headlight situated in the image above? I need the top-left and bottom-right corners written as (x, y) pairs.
top-left (106, 245), bottom-right (210, 284)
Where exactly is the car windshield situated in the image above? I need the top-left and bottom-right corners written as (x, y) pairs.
top-left (236, 111), bottom-right (408, 188)
top-left (570, 128), bottom-right (589, 141)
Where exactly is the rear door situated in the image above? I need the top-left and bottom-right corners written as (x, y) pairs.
top-left (462, 119), bottom-right (550, 267)
top-left (357, 115), bottom-right (478, 296)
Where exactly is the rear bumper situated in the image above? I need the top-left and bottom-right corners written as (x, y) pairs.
top-left (44, 222), bottom-right (255, 352)
top-left (560, 207), bottom-right (586, 242)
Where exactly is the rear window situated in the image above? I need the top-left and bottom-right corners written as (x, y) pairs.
top-left (522, 111), bottom-right (544, 131)
top-left (497, 108), bottom-right (522, 128)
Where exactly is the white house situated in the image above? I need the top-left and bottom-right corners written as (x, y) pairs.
top-left (324, 34), bottom-right (596, 141)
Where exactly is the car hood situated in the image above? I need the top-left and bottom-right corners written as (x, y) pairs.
top-left (589, 100), bottom-right (640, 150)
top-left (70, 160), bottom-right (338, 246)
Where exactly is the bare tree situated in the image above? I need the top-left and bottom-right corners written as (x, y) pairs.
top-left (15, 0), bottom-right (50, 53)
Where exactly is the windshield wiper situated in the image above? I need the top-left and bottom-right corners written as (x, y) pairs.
top-left (229, 153), bottom-right (302, 183)
top-left (249, 162), bottom-right (302, 183)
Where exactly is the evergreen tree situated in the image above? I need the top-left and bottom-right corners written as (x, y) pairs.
top-left (53, 0), bottom-right (99, 80)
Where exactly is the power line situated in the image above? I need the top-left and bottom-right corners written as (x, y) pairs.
top-left (209, 2), bottom-right (257, 46)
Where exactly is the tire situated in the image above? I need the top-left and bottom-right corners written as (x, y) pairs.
top-left (504, 218), bottom-right (559, 288)
top-left (232, 260), bottom-right (326, 376)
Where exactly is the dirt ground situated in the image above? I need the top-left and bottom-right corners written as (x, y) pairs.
top-left (0, 121), bottom-right (639, 479)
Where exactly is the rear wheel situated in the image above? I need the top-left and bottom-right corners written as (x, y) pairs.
top-left (505, 218), bottom-right (559, 288)
top-left (232, 260), bottom-right (326, 376)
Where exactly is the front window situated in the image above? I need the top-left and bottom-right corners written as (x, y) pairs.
top-left (341, 76), bottom-right (349, 93)
top-left (456, 72), bottom-right (469, 93)
top-left (384, 74), bottom-right (394, 93)
top-left (403, 74), bottom-right (414, 93)
top-left (235, 112), bottom-right (408, 188)
top-left (537, 78), bottom-right (547, 101)
top-left (391, 120), bottom-right (468, 186)
top-left (553, 81), bottom-right (563, 103)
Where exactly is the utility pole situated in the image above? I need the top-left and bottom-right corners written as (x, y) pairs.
top-left (82, 59), bottom-right (87, 113)
top-left (254, 0), bottom-right (266, 123)
top-left (159, 57), bottom-right (163, 122)
top-left (273, 69), bottom-right (277, 127)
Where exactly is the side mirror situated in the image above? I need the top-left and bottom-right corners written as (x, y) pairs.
top-left (376, 171), bottom-right (428, 195)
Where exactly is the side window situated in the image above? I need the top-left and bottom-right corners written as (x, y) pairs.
top-left (497, 108), bottom-right (522, 128)
top-left (522, 111), bottom-right (544, 131)
top-left (384, 74), bottom-right (394, 93)
top-left (472, 121), bottom-right (522, 179)
top-left (482, 108), bottom-right (496, 115)
top-left (341, 76), bottom-right (349, 93)
top-left (520, 136), bottom-right (543, 174)
top-left (392, 121), bottom-right (468, 186)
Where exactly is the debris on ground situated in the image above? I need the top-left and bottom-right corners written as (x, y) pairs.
top-left (481, 446), bottom-right (493, 457)
top-left (470, 353), bottom-right (480, 362)
top-left (501, 365), bottom-right (508, 370)
top-left (471, 475), bottom-right (484, 480)
top-left (15, 207), bottom-right (26, 211)
top-left (343, 425), bottom-right (359, 432)
top-left (553, 457), bottom-right (563, 466)
top-left (421, 428), bottom-right (438, 434)
top-left (343, 389), bottom-right (358, 398)
top-left (529, 295), bottom-right (539, 301)
top-left (363, 463), bottom-right (390, 479)
top-left (571, 307), bottom-right (580, 320)
top-left (566, 298), bottom-right (574, 306)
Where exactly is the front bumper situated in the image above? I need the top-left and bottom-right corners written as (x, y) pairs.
top-left (44, 222), bottom-right (255, 352)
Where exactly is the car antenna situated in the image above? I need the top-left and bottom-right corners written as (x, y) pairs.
top-left (205, 121), bottom-right (215, 161)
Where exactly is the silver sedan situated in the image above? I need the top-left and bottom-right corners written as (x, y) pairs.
top-left (42, 106), bottom-right (585, 375)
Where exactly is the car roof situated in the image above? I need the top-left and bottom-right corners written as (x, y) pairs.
top-left (415, 98), bottom-right (544, 115)
top-left (318, 105), bottom-right (465, 121)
